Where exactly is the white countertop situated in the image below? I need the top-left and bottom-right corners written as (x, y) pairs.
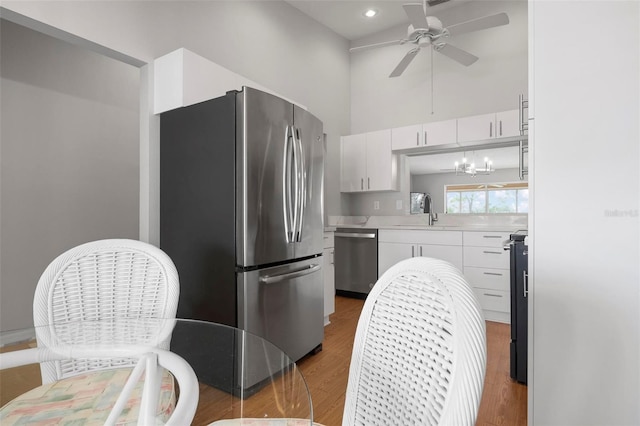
top-left (332, 224), bottom-right (521, 232)
top-left (326, 214), bottom-right (527, 234)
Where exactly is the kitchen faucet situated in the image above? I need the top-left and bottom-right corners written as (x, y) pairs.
top-left (425, 194), bottom-right (438, 226)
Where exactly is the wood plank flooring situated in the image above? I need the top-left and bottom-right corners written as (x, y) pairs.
top-left (296, 296), bottom-right (528, 426)
top-left (0, 296), bottom-right (527, 425)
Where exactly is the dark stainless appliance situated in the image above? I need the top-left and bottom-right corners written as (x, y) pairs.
top-left (160, 87), bottom-right (324, 372)
top-left (507, 231), bottom-right (528, 384)
top-left (335, 228), bottom-right (378, 298)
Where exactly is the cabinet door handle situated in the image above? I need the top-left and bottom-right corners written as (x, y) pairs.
top-left (483, 250), bottom-right (502, 255)
top-left (416, 132), bottom-right (419, 146)
top-left (523, 271), bottom-right (529, 298)
top-left (368, 177), bottom-right (370, 189)
top-left (483, 272), bottom-right (503, 276)
top-left (484, 293), bottom-right (503, 298)
top-left (489, 121), bottom-right (493, 137)
top-left (361, 178), bottom-right (364, 190)
top-left (483, 235), bottom-right (502, 239)
top-left (499, 120), bottom-right (503, 136)
top-left (419, 246), bottom-right (423, 256)
top-left (412, 246), bottom-right (415, 257)
top-left (424, 130), bottom-right (427, 145)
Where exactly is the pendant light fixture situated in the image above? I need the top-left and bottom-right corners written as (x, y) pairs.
top-left (454, 153), bottom-right (494, 177)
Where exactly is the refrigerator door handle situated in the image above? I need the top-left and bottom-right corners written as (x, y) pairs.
top-left (291, 126), bottom-right (300, 243)
top-left (294, 127), bottom-right (306, 242)
top-left (259, 263), bottom-right (321, 284)
top-left (283, 125), bottom-right (294, 243)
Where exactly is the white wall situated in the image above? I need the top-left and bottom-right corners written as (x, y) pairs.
top-left (0, 19), bottom-right (140, 331)
top-left (530, 1), bottom-right (639, 424)
top-left (346, 0), bottom-right (528, 216)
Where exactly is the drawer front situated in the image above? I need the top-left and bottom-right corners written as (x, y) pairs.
top-left (414, 230), bottom-right (462, 246)
top-left (463, 231), bottom-right (511, 247)
top-left (464, 266), bottom-right (510, 291)
top-left (464, 246), bottom-right (510, 269)
top-left (473, 288), bottom-right (510, 313)
top-left (323, 232), bottom-right (334, 249)
top-left (379, 229), bottom-right (462, 245)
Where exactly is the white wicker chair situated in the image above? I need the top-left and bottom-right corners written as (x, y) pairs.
top-left (32, 238), bottom-right (180, 384)
top-left (342, 257), bottom-right (487, 426)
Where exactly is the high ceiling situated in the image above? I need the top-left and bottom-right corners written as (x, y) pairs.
top-left (285, 0), bottom-right (471, 41)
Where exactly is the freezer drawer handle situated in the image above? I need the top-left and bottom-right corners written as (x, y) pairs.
top-left (335, 232), bottom-right (376, 239)
top-left (259, 264), bottom-right (321, 284)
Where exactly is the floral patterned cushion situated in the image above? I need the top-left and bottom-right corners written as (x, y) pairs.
top-left (0, 367), bottom-right (175, 425)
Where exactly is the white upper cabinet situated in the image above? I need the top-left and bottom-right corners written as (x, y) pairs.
top-left (496, 109), bottom-right (521, 138)
top-left (424, 119), bottom-right (458, 146)
top-left (366, 129), bottom-right (396, 191)
top-left (391, 124), bottom-right (423, 150)
top-left (391, 119), bottom-right (457, 150)
top-left (457, 109), bottom-right (521, 143)
top-left (457, 113), bottom-right (496, 142)
top-left (340, 134), bottom-right (367, 192)
top-left (341, 129), bottom-right (397, 193)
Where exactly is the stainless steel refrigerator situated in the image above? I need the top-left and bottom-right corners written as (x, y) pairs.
top-left (160, 87), bottom-right (324, 369)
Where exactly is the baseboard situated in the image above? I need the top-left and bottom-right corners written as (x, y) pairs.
top-left (0, 329), bottom-right (36, 347)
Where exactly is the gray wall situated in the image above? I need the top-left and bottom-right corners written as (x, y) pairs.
top-left (1, 1), bottom-right (351, 227)
top-left (411, 168), bottom-right (523, 213)
top-left (345, 0), bottom-right (528, 216)
top-left (0, 19), bottom-right (140, 331)
top-left (0, 1), bottom-right (351, 331)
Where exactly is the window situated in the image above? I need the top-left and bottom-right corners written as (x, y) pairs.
top-left (445, 182), bottom-right (528, 214)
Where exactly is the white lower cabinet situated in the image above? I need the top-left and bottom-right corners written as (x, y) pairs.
top-left (378, 229), bottom-right (463, 277)
top-left (322, 232), bottom-right (335, 325)
top-left (462, 231), bottom-right (511, 323)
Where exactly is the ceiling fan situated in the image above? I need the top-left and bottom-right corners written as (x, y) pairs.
top-left (350, 2), bottom-right (510, 77)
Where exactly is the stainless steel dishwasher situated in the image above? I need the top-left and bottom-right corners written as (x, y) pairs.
top-left (334, 228), bottom-right (378, 298)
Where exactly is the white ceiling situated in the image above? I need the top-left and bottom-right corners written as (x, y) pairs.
top-left (284, 0), bottom-right (471, 41)
top-left (408, 146), bottom-right (520, 174)
top-left (283, 0), bottom-right (525, 175)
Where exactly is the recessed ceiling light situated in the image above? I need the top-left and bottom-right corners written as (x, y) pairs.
top-left (364, 9), bottom-right (378, 18)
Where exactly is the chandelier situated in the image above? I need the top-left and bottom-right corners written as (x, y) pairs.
top-left (454, 154), bottom-right (494, 177)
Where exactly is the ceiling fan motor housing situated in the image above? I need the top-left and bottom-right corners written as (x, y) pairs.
top-left (407, 16), bottom-right (444, 42)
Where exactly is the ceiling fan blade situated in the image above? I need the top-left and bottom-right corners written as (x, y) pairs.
top-left (389, 48), bottom-right (421, 77)
top-left (435, 43), bottom-right (478, 66)
top-left (403, 3), bottom-right (429, 29)
top-left (350, 39), bottom-right (405, 52)
top-left (446, 13), bottom-right (510, 37)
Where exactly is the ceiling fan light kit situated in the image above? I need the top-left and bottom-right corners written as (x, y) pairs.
top-left (349, 2), bottom-right (510, 78)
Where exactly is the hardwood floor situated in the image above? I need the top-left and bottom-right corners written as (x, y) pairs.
top-left (0, 296), bottom-right (527, 425)
top-left (297, 296), bottom-right (528, 426)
